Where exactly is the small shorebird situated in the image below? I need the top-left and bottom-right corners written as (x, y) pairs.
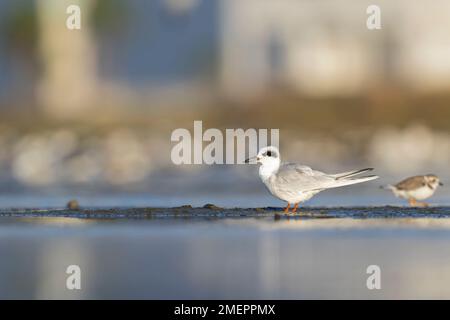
top-left (245, 146), bottom-right (378, 213)
top-left (382, 175), bottom-right (443, 207)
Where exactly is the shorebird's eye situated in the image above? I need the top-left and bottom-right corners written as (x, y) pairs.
top-left (266, 151), bottom-right (272, 157)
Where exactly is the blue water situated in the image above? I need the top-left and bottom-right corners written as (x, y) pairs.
top-left (0, 180), bottom-right (449, 300)
top-left (0, 188), bottom-right (448, 209)
top-left (1, 216), bottom-right (450, 299)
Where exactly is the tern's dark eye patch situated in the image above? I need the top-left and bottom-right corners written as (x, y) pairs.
top-left (266, 151), bottom-right (272, 157)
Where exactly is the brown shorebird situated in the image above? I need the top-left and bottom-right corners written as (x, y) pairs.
top-left (382, 175), bottom-right (443, 207)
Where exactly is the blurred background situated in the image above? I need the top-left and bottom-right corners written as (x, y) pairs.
top-left (1, 0), bottom-right (450, 207)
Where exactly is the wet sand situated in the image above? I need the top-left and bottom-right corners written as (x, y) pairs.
top-left (1, 205), bottom-right (450, 219)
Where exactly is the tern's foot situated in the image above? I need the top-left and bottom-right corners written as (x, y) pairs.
top-left (275, 211), bottom-right (303, 219)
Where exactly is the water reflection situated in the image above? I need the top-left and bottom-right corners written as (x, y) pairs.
top-left (1, 217), bottom-right (450, 299)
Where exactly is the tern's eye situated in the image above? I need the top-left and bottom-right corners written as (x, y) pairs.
top-left (266, 151), bottom-right (272, 157)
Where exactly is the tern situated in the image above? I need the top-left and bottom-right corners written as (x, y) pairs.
top-left (245, 146), bottom-right (378, 213)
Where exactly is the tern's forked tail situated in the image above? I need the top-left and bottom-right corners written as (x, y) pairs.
top-left (332, 168), bottom-right (374, 180)
top-left (329, 174), bottom-right (379, 189)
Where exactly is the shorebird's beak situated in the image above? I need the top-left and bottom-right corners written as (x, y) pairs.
top-left (439, 182), bottom-right (444, 186)
top-left (244, 156), bottom-right (257, 164)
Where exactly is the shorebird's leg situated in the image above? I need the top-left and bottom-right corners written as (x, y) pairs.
top-left (291, 203), bottom-right (299, 213)
top-left (409, 198), bottom-right (428, 207)
top-left (417, 201), bottom-right (429, 207)
top-left (284, 203), bottom-right (291, 213)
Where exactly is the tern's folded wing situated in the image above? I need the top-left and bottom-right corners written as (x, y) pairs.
top-left (275, 163), bottom-right (335, 191)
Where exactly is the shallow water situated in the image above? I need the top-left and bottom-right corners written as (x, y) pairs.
top-left (0, 182), bottom-right (448, 208)
top-left (1, 206), bottom-right (450, 299)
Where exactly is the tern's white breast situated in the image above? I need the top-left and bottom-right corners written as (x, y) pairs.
top-left (262, 174), bottom-right (317, 203)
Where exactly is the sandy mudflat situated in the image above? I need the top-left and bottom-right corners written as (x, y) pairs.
top-left (1, 205), bottom-right (450, 219)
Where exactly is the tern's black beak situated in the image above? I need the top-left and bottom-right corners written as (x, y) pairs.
top-left (439, 182), bottom-right (444, 186)
top-left (245, 156), bottom-right (257, 164)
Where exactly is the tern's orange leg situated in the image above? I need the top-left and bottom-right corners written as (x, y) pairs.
top-left (284, 203), bottom-right (291, 213)
top-left (291, 203), bottom-right (299, 213)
